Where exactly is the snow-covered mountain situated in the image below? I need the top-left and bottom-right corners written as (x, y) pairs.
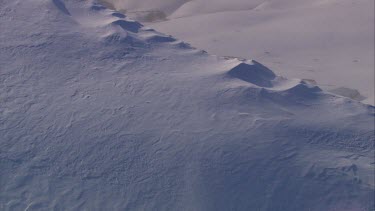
top-left (104, 0), bottom-right (375, 105)
top-left (0, 0), bottom-right (374, 210)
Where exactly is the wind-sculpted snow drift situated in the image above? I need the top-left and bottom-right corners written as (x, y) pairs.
top-left (0, 0), bottom-right (374, 211)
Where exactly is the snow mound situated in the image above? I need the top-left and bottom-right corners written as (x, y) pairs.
top-left (227, 60), bottom-right (276, 87)
top-left (280, 81), bottom-right (321, 96)
top-left (141, 31), bottom-right (176, 43)
top-left (110, 12), bottom-right (126, 18)
top-left (226, 59), bottom-right (321, 101)
top-left (111, 19), bottom-right (142, 33)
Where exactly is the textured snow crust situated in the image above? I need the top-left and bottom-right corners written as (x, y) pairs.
top-left (0, 0), bottom-right (374, 210)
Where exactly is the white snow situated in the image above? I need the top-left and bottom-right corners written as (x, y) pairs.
top-left (104, 0), bottom-right (188, 15)
top-left (104, 0), bottom-right (375, 105)
top-left (0, 0), bottom-right (374, 210)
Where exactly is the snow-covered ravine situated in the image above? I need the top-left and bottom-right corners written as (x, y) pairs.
top-left (0, 0), bottom-right (374, 210)
top-left (103, 0), bottom-right (375, 105)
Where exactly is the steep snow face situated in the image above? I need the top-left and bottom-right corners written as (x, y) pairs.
top-left (104, 0), bottom-right (375, 105)
top-left (0, 0), bottom-right (374, 211)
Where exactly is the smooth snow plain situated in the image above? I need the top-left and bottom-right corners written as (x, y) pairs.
top-left (104, 0), bottom-right (375, 105)
top-left (0, 0), bottom-right (374, 210)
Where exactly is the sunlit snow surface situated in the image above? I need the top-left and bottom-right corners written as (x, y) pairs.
top-left (105, 0), bottom-right (375, 105)
top-left (0, 0), bottom-right (374, 210)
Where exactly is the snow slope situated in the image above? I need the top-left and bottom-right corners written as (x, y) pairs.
top-left (104, 0), bottom-right (375, 105)
top-left (1, 0), bottom-right (374, 210)
top-left (104, 0), bottom-right (188, 15)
